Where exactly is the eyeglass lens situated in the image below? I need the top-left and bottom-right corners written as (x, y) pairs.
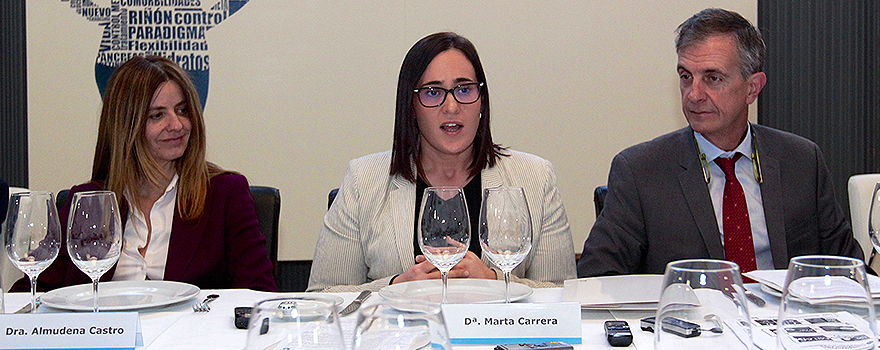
top-left (416, 83), bottom-right (481, 107)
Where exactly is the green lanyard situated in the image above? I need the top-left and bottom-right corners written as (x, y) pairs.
top-left (694, 125), bottom-right (763, 185)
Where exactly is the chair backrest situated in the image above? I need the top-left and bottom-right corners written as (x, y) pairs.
top-left (56, 189), bottom-right (70, 213)
top-left (848, 174), bottom-right (880, 261)
top-left (249, 186), bottom-right (281, 283)
top-left (55, 187), bottom-right (281, 284)
top-left (328, 188), bottom-right (339, 210)
top-left (593, 185), bottom-right (608, 218)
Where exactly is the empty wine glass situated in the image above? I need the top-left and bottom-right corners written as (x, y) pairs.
top-left (66, 190), bottom-right (123, 312)
top-left (352, 300), bottom-right (452, 350)
top-left (654, 259), bottom-right (753, 350)
top-left (419, 186), bottom-right (470, 304)
top-left (3, 191), bottom-right (62, 313)
top-left (245, 296), bottom-right (345, 350)
top-left (479, 186), bottom-right (531, 303)
top-left (868, 183), bottom-right (880, 254)
top-left (777, 255), bottom-right (875, 350)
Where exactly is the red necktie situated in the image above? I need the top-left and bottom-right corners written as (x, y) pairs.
top-left (715, 154), bottom-right (758, 274)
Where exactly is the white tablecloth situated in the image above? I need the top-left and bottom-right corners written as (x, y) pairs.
top-left (3, 285), bottom-right (779, 349)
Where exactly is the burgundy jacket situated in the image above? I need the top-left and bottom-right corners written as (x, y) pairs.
top-left (13, 173), bottom-right (277, 292)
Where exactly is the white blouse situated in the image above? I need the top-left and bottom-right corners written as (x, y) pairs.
top-left (113, 174), bottom-right (178, 281)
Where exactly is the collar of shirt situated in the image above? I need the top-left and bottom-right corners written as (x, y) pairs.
top-left (115, 173), bottom-right (179, 282)
top-left (693, 124), bottom-right (754, 163)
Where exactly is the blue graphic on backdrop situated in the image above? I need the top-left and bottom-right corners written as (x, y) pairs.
top-left (62, 0), bottom-right (250, 108)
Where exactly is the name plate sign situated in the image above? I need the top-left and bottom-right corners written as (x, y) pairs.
top-left (442, 302), bottom-right (581, 345)
top-left (0, 312), bottom-right (141, 350)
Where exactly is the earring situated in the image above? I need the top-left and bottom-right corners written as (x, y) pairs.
top-left (479, 113), bottom-right (483, 119)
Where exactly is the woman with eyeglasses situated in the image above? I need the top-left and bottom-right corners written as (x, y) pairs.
top-left (307, 32), bottom-right (576, 292)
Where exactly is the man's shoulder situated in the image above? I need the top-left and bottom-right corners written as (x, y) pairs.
top-left (616, 127), bottom-right (693, 161)
top-left (752, 124), bottom-right (818, 151)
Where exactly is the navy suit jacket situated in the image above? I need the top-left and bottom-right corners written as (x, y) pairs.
top-left (14, 173), bottom-right (276, 292)
top-left (577, 125), bottom-right (862, 276)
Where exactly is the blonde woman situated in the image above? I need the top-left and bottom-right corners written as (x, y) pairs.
top-left (15, 56), bottom-right (276, 292)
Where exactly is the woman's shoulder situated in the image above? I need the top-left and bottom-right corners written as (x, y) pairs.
top-left (349, 151), bottom-right (392, 168)
top-left (208, 172), bottom-right (250, 193)
top-left (346, 151), bottom-right (393, 178)
top-left (497, 149), bottom-right (552, 169)
top-left (69, 181), bottom-right (104, 193)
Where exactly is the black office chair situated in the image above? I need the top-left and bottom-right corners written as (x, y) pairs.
top-left (58, 187), bottom-right (282, 284)
top-left (249, 186), bottom-right (281, 284)
top-left (593, 185), bottom-right (607, 218)
top-left (328, 188), bottom-right (339, 210)
top-left (56, 189), bottom-right (70, 213)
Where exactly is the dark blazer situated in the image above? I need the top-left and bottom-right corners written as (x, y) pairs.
top-left (13, 173), bottom-right (277, 292)
top-left (577, 125), bottom-right (862, 277)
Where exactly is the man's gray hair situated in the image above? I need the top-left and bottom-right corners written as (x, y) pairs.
top-left (675, 8), bottom-right (765, 79)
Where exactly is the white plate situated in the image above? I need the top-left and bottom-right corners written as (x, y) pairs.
top-left (379, 279), bottom-right (532, 304)
top-left (41, 280), bottom-right (201, 311)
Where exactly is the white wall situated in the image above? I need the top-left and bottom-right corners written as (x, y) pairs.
top-left (27, 1), bottom-right (757, 261)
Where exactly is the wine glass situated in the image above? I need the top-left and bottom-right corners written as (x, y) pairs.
top-left (3, 191), bottom-right (62, 313)
top-left (479, 186), bottom-right (531, 303)
top-left (245, 296), bottom-right (345, 350)
top-left (777, 255), bottom-right (875, 350)
top-left (418, 186), bottom-right (470, 304)
top-left (352, 300), bottom-right (452, 350)
top-left (868, 182), bottom-right (880, 254)
top-left (66, 190), bottom-right (123, 313)
top-left (654, 259), bottom-right (753, 350)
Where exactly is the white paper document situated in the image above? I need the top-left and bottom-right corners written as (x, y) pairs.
top-left (563, 274), bottom-right (663, 309)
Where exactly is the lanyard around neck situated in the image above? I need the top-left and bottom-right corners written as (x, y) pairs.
top-left (694, 125), bottom-right (763, 185)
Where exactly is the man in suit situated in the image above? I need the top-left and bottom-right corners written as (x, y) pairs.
top-left (577, 8), bottom-right (862, 277)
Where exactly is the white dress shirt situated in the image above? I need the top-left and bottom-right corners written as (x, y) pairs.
top-left (695, 127), bottom-right (774, 270)
top-left (113, 174), bottom-right (178, 281)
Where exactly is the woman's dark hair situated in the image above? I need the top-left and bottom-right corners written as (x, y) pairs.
top-left (390, 32), bottom-right (505, 183)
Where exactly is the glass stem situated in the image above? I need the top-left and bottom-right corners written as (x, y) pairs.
top-left (29, 275), bottom-right (38, 313)
top-left (441, 270), bottom-right (449, 304)
top-left (92, 278), bottom-right (99, 313)
top-left (504, 271), bottom-right (511, 303)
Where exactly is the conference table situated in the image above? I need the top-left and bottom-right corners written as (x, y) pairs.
top-left (3, 284), bottom-right (779, 349)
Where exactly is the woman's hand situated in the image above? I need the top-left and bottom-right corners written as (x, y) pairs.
top-left (392, 255), bottom-right (439, 284)
top-left (449, 251), bottom-right (497, 280)
top-left (392, 252), bottom-right (497, 284)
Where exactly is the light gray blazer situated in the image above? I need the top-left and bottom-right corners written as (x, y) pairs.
top-left (308, 150), bottom-right (576, 292)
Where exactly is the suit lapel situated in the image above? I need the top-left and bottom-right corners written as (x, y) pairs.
top-left (389, 176), bottom-right (416, 270)
top-left (677, 129), bottom-right (726, 259)
top-left (753, 129), bottom-right (787, 268)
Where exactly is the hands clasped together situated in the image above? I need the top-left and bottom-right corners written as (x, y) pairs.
top-left (392, 252), bottom-right (497, 284)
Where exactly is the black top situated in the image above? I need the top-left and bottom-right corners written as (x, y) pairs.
top-left (413, 174), bottom-right (482, 260)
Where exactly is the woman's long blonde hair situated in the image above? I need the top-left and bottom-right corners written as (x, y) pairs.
top-left (91, 55), bottom-right (222, 220)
